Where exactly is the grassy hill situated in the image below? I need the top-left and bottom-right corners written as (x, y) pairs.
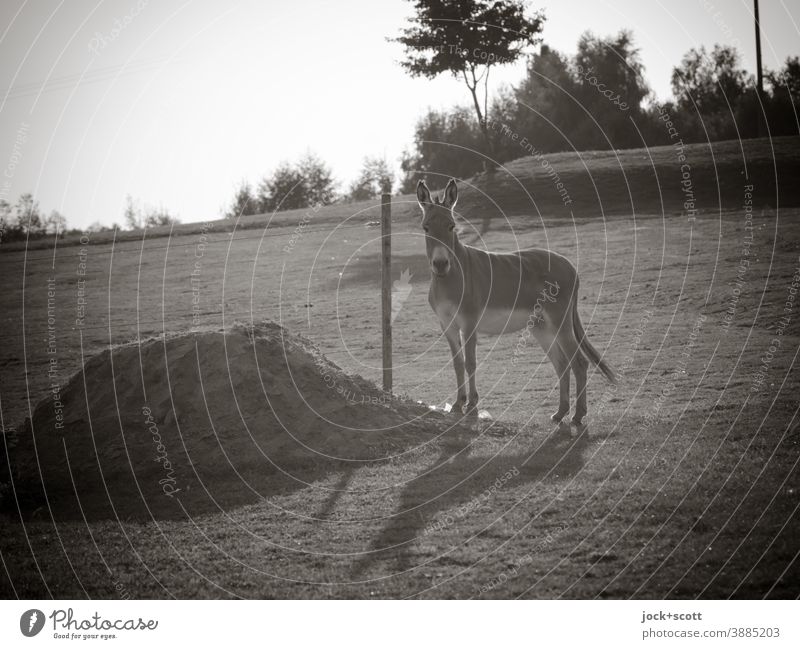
top-left (5, 135), bottom-right (798, 253)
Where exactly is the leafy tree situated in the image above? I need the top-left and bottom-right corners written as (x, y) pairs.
top-left (392, 0), bottom-right (544, 157)
top-left (298, 153), bottom-right (336, 206)
top-left (571, 30), bottom-right (649, 149)
top-left (765, 56), bottom-right (800, 136)
top-left (346, 156), bottom-right (394, 201)
top-left (258, 153), bottom-right (336, 212)
top-left (0, 199), bottom-right (16, 243)
top-left (143, 207), bottom-right (179, 227)
top-left (123, 194), bottom-right (141, 229)
top-left (86, 221), bottom-right (107, 233)
top-left (510, 43), bottom-right (579, 154)
top-left (44, 210), bottom-right (67, 236)
top-left (122, 195), bottom-right (179, 229)
top-left (767, 56), bottom-right (800, 99)
top-left (14, 193), bottom-right (43, 235)
top-left (225, 181), bottom-right (260, 218)
top-left (258, 162), bottom-right (308, 212)
top-left (399, 106), bottom-right (486, 192)
top-left (671, 45), bottom-right (748, 115)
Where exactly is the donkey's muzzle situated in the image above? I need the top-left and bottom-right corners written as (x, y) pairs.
top-left (432, 258), bottom-right (450, 276)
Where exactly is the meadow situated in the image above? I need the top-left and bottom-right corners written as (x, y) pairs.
top-left (0, 137), bottom-right (798, 598)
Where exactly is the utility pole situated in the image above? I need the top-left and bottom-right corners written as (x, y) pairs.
top-left (754, 0), bottom-right (765, 137)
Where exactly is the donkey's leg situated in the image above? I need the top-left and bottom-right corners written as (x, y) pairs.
top-left (548, 346), bottom-right (571, 422)
top-left (441, 322), bottom-right (467, 412)
top-left (463, 329), bottom-right (479, 413)
top-left (556, 326), bottom-right (588, 425)
top-left (534, 328), bottom-right (570, 422)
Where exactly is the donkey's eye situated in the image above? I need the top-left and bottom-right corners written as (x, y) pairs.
top-left (423, 226), bottom-right (429, 233)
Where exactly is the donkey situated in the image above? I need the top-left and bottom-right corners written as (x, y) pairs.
top-left (418, 178), bottom-right (616, 425)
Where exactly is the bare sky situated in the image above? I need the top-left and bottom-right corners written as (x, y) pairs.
top-left (0, 0), bottom-right (797, 229)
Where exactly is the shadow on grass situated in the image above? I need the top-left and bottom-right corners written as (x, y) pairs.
top-left (351, 423), bottom-right (588, 576)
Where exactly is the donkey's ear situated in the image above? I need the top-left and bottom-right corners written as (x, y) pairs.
top-left (443, 178), bottom-right (458, 209)
top-left (416, 180), bottom-right (432, 206)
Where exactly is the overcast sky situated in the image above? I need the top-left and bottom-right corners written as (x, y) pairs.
top-left (0, 0), bottom-right (797, 229)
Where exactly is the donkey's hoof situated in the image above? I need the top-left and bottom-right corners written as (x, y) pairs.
top-left (571, 415), bottom-right (584, 427)
top-left (551, 410), bottom-right (568, 423)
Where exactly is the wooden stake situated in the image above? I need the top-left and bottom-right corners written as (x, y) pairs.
top-left (381, 193), bottom-right (392, 393)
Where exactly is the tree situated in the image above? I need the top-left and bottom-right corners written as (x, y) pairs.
top-left (123, 194), bottom-right (142, 229)
top-left (346, 156), bottom-right (394, 201)
top-left (392, 0), bottom-right (544, 158)
top-left (86, 221), bottom-right (107, 233)
top-left (0, 199), bottom-right (16, 243)
top-left (44, 210), bottom-right (67, 236)
top-left (572, 30), bottom-right (650, 149)
top-left (671, 45), bottom-right (748, 115)
top-left (14, 193), bottom-right (43, 235)
top-left (511, 43), bottom-right (579, 154)
top-left (399, 106), bottom-right (486, 192)
top-left (258, 153), bottom-right (336, 212)
top-left (143, 207), bottom-right (179, 227)
top-left (767, 56), bottom-right (800, 99)
top-left (258, 162), bottom-right (308, 212)
top-left (298, 153), bottom-right (336, 206)
top-left (764, 56), bottom-right (800, 136)
top-left (225, 181), bottom-right (260, 218)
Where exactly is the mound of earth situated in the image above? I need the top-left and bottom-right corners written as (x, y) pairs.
top-left (7, 321), bottom-right (492, 520)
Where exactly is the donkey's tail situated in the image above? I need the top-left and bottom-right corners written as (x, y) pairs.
top-left (572, 300), bottom-right (617, 384)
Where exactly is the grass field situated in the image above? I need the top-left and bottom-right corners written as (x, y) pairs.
top-left (1, 137), bottom-right (798, 599)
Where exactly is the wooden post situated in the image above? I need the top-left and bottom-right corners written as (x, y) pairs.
top-left (754, 0), bottom-right (765, 137)
top-left (381, 193), bottom-right (392, 393)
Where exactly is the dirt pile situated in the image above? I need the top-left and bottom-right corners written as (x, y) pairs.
top-left (8, 321), bottom-right (468, 520)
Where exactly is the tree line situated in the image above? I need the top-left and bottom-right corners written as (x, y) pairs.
top-left (398, 34), bottom-right (799, 192)
top-left (392, 0), bottom-right (798, 191)
top-left (0, 193), bottom-right (180, 244)
top-left (223, 153), bottom-right (394, 219)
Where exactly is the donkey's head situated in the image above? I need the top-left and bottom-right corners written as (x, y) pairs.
top-left (417, 178), bottom-right (459, 277)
